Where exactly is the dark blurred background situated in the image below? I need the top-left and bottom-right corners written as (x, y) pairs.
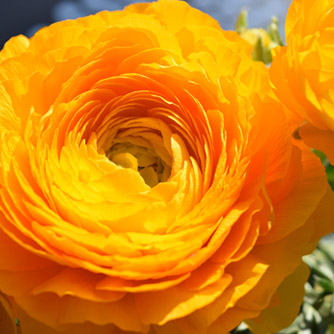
top-left (0, 0), bottom-right (57, 48)
top-left (0, 0), bottom-right (292, 49)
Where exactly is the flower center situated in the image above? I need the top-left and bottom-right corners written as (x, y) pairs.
top-left (106, 142), bottom-right (171, 187)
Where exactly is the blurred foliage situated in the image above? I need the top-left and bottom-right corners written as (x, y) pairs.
top-left (235, 10), bottom-right (283, 64)
top-left (232, 240), bottom-right (334, 334)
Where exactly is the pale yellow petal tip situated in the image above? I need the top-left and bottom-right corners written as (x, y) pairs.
top-left (1, 34), bottom-right (30, 59)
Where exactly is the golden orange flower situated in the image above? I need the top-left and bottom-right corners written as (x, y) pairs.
top-left (0, 1), bottom-right (332, 333)
top-left (270, 0), bottom-right (334, 164)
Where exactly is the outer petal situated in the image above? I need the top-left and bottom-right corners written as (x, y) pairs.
top-left (0, 294), bottom-right (17, 334)
top-left (12, 302), bottom-right (139, 334)
top-left (0, 35), bottom-right (29, 62)
top-left (300, 122), bottom-right (334, 164)
top-left (246, 262), bottom-right (310, 334)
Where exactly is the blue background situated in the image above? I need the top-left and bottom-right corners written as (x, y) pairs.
top-left (0, 0), bottom-right (291, 49)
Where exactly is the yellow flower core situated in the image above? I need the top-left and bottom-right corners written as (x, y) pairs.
top-left (106, 139), bottom-right (172, 187)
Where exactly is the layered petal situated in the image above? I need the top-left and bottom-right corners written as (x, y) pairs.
top-left (271, 0), bottom-right (334, 162)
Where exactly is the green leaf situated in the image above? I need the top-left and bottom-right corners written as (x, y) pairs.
top-left (318, 239), bottom-right (334, 263)
top-left (317, 277), bottom-right (334, 293)
top-left (303, 255), bottom-right (334, 282)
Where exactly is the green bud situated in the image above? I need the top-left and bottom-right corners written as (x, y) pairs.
top-left (235, 10), bottom-right (285, 64)
top-left (235, 9), bottom-right (248, 34)
top-left (268, 16), bottom-right (284, 46)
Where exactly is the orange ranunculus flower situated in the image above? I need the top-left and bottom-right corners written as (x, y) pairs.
top-left (0, 0), bottom-right (332, 333)
top-left (270, 0), bottom-right (334, 164)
